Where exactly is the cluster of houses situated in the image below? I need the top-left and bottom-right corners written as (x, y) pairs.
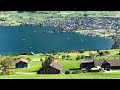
top-left (13, 56), bottom-right (120, 74)
top-left (20, 17), bottom-right (120, 32)
top-left (13, 57), bottom-right (63, 74)
top-left (80, 59), bottom-right (120, 71)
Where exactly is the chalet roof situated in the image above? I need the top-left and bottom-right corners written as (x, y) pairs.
top-left (14, 58), bottom-right (28, 64)
top-left (49, 61), bottom-right (63, 71)
top-left (94, 60), bottom-right (108, 67)
top-left (108, 60), bottom-right (120, 66)
top-left (53, 58), bottom-right (59, 63)
top-left (94, 60), bottom-right (104, 67)
top-left (80, 60), bottom-right (94, 63)
top-left (94, 60), bottom-right (120, 67)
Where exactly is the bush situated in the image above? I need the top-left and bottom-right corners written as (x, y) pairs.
top-left (0, 69), bottom-right (15, 75)
top-left (76, 55), bottom-right (81, 60)
top-left (51, 50), bottom-right (58, 55)
top-left (72, 70), bottom-right (81, 74)
top-left (62, 55), bottom-right (66, 60)
top-left (40, 58), bottom-right (43, 62)
top-left (65, 70), bottom-right (70, 74)
top-left (26, 57), bottom-right (32, 62)
top-left (81, 55), bottom-right (84, 59)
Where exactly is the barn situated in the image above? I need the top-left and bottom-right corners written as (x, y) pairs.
top-left (14, 58), bottom-right (29, 68)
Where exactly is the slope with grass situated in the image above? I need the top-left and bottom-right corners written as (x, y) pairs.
top-left (0, 49), bottom-right (120, 79)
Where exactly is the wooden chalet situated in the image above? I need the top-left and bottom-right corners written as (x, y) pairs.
top-left (14, 58), bottom-right (29, 68)
top-left (80, 60), bottom-right (95, 70)
top-left (38, 58), bottom-right (63, 74)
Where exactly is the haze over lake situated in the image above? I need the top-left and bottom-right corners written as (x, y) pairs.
top-left (0, 26), bottom-right (114, 55)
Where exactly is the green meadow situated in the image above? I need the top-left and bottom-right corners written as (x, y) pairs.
top-left (0, 49), bottom-right (120, 79)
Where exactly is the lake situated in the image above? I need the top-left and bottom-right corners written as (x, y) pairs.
top-left (0, 26), bottom-right (114, 55)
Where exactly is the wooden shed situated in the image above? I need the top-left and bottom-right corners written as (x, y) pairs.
top-left (14, 58), bottom-right (29, 68)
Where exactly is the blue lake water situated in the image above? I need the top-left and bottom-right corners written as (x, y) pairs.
top-left (0, 26), bottom-right (114, 55)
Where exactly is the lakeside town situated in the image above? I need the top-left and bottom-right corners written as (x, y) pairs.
top-left (0, 11), bottom-right (120, 79)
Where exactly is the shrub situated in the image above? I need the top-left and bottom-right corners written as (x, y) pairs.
top-left (51, 50), bottom-right (58, 55)
top-left (81, 55), bottom-right (84, 59)
top-left (62, 55), bottom-right (66, 60)
top-left (65, 70), bottom-right (70, 74)
top-left (72, 70), bottom-right (81, 74)
top-left (40, 58), bottom-right (43, 62)
top-left (26, 57), bottom-right (32, 62)
top-left (76, 55), bottom-right (81, 60)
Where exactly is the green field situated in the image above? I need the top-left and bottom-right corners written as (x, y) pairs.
top-left (0, 49), bottom-right (120, 79)
top-left (1, 71), bottom-right (120, 79)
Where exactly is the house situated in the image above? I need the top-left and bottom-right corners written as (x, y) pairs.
top-left (80, 60), bottom-right (95, 70)
top-left (38, 58), bottom-right (63, 74)
top-left (14, 58), bottom-right (29, 68)
top-left (79, 49), bottom-right (85, 53)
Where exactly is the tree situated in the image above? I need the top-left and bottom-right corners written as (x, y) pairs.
top-left (81, 55), bottom-right (84, 59)
top-left (97, 50), bottom-right (100, 53)
top-left (40, 58), bottom-right (43, 62)
top-left (26, 57), bottom-right (32, 62)
top-left (0, 57), bottom-right (15, 75)
top-left (62, 55), bottom-right (66, 60)
top-left (66, 55), bottom-right (70, 59)
top-left (119, 51), bottom-right (120, 55)
top-left (76, 55), bottom-right (81, 60)
top-left (51, 50), bottom-right (58, 55)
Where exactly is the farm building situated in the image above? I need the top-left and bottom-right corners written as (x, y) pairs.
top-left (80, 60), bottom-right (95, 70)
top-left (37, 58), bottom-right (63, 74)
top-left (94, 60), bottom-right (110, 71)
top-left (14, 58), bottom-right (29, 68)
top-left (80, 59), bottom-right (120, 71)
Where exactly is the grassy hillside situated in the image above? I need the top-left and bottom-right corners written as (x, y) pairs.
top-left (0, 49), bottom-right (120, 79)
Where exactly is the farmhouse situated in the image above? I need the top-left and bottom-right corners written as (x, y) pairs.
top-left (80, 60), bottom-right (95, 70)
top-left (94, 60), bottom-right (110, 71)
top-left (80, 59), bottom-right (120, 71)
top-left (38, 58), bottom-right (63, 74)
top-left (38, 59), bottom-right (63, 74)
top-left (14, 58), bottom-right (29, 68)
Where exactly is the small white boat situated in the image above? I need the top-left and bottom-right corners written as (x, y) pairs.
top-left (81, 39), bottom-right (84, 42)
top-left (22, 38), bottom-right (26, 40)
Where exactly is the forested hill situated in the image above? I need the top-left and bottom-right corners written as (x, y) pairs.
top-left (0, 11), bottom-right (120, 31)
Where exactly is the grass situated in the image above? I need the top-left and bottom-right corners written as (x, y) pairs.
top-left (1, 72), bottom-right (120, 79)
top-left (0, 49), bottom-right (120, 79)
